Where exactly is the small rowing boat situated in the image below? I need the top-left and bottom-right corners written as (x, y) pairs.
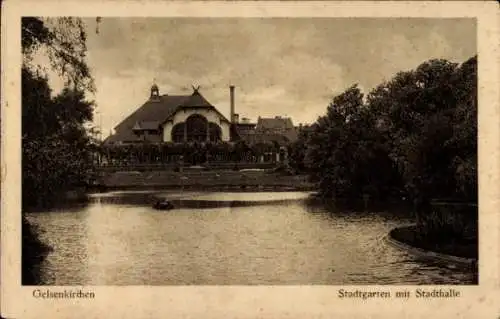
top-left (153, 199), bottom-right (174, 210)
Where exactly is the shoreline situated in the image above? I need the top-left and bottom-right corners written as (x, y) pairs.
top-left (90, 170), bottom-right (317, 193)
top-left (88, 184), bottom-right (316, 193)
top-left (387, 225), bottom-right (478, 266)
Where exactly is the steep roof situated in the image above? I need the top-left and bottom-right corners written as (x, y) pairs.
top-left (256, 117), bottom-right (295, 130)
top-left (253, 117), bottom-right (298, 143)
top-left (106, 94), bottom-right (187, 144)
top-left (114, 94), bottom-right (188, 131)
top-left (105, 90), bottom-right (230, 144)
top-left (177, 90), bottom-right (231, 123)
top-left (132, 121), bottom-right (161, 131)
top-left (180, 90), bottom-right (215, 108)
top-left (235, 120), bottom-right (297, 144)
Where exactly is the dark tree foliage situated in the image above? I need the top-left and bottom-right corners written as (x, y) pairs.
top-left (22, 17), bottom-right (96, 208)
top-left (22, 17), bottom-right (94, 92)
top-left (288, 125), bottom-right (311, 173)
top-left (293, 56), bottom-right (477, 206)
top-left (21, 17), bottom-right (97, 284)
top-left (22, 69), bottom-right (97, 208)
top-left (303, 85), bottom-right (402, 200)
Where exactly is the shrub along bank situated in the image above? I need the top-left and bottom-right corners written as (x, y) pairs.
top-left (389, 224), bottom-right (477, 260)
top-left (97, 167), bottom-right (313, 190)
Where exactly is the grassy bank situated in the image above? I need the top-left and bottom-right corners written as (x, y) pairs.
top-left (97, 169), bottom-right (315, 191)
top-left (389, 225), bottom-right (478, 260)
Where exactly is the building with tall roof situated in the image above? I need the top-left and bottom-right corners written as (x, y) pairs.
top-left (105, 84), bottom-right (233, 144)
top-left (104, 83), bottom-right (299, 145)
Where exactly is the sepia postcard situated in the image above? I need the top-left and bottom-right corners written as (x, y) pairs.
top-left (1, 1), bottom-right (499, 318)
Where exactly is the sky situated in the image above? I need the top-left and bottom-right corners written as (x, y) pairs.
top-left (42, 18), bottom-right (476, 137)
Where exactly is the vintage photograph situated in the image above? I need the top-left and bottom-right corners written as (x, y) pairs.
top-left (21, 16), bottom-right (478, 286)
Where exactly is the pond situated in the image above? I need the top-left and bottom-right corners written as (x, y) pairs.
top-left (25, 191), bottom-right (477, 285)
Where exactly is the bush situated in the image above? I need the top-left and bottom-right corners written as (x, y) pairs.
top-left (416, 202), bottom-right (478, 242)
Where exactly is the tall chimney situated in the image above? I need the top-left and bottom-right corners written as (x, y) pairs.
top-left (230, 85), bottom-right (235, 124)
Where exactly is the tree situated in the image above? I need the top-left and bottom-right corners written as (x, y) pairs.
top-left (21, 17), bottom-right (98, 285)
top-left (446, 56), bottom-right (477, 201)
top-left (305, 85), bottom-right (376, 198)
top-left (22, 69), bottom-right (96, 208)
top-left (22, 17), bottom-right (96, 208)
top-left (301, 56), bottom-right (477, 206)
top-left (371, 58), bottom-right (476, 203)
top-left (22, 17), bottom-right (94, 92)
top-left (288, 125), bottom-right (311, 173)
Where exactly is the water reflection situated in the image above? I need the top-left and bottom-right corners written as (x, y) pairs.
top-left (25, 191), bottom-right (477, 285)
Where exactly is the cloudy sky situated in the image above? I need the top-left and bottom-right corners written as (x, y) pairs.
top-left (46, 18), bottom-right (476, 137)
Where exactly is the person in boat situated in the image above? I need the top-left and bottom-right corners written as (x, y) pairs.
top-left (153, 199), bottom-right (174, 210)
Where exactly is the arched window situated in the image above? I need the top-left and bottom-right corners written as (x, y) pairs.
top-left (186, 114), bottom-right (208, 142)
top-left (208, 122), bottom-right (221, 142)
top-left (171, 114), bottom-right (223, 142)
top-left (171, 123), bottom-right (185, 143)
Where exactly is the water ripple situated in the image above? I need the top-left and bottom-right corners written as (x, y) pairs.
top-left (26, 191), bottom-right (476, 285)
